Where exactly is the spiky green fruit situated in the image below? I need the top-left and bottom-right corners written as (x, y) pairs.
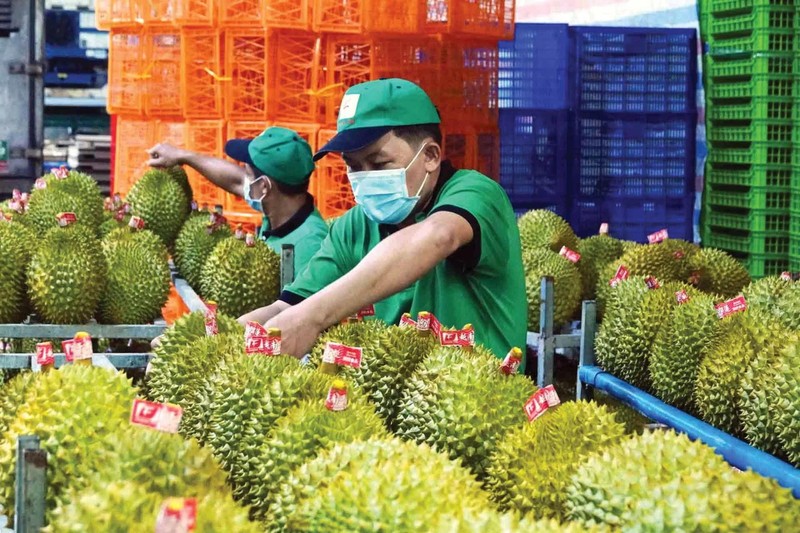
top-left (166, 165), bottom-right (194, 204)
top-left (649, 293), bottom-right (720, 411)
top-left (688, 248), bottom-right (751, 297)
top-left (576, 234), bottom-right (624, 300)
top-left (126, 168), bottom-right (191, 247)
top-left (0, 222), bottom-right (34, 322)
top-left (566, 430), bottom-right (800, 532)
top-left (658, 238), bottom-right (700, 280)
top-left (174, 213), bottom-right (232, 292)
top-left (309, 321), bottom-right (436, 430)
top-left (523, 249), bottom-right (582, 331)
top-left (593, 391), bottom-right (652, 435)
top-left (268, 437), bottom-right (493, 533)
top-left (0, 365), bottom-right (137, 518)
top-left (241, 398), bottom-right (389, 521)
top-left (200, 236), bottom-right (280, 318)
top-left (739, 319), bottom-right (792, 457)
top-left (25, 171), bottom-right (104, 236)
top-left (775, 340), bottom-right (800, 466)
top-left (742, 276), bottom-right (793, 317)
top-left (48, 481), bottom-right (258, 533)
top-left (517, 209), bottom-right (579, 253)
top-left (432, 512), bottom-right (588, 533)
top-left (395, 346), bottom-right (537, 480)
top-left (26, 225), bottom-right (106, 324)
top-left (99, 234), bottom-right (171, 324)
top-left (104, 226), bottom-right (169, 262)
top-left (0, 371), bottom-right (37, 436)
top-left (694, 312), bottom-right (756, 437)
top-left (486, 401), bottom-right (625, 520)
top-left (770, 281), bottom-right (800, 330)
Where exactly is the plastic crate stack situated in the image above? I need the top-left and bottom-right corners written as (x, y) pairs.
top-left (569, 27), bottom-right (698, 242)
top-left (700, 0), bottom-right (799, 277)
top-left (95, 0), bottom-right (510, 226)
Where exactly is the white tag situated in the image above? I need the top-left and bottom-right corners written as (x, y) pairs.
top-left (338, 94), bottom-right (360, 120)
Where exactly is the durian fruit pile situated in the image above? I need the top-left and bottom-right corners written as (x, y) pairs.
top-left (595, 273), bottom-right (800, 466)
top-left (516, 209), bottom-right (751, 329)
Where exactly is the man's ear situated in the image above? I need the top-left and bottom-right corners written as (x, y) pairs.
top-left (423, 142), bottom-right (442, 173)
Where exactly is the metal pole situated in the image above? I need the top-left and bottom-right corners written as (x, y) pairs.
top-left (280, 244), bottom-right (295, 290)
top-left (577, 300), bottom-right (597, 401)
top-left (14, 436), bottom-right (46, 533)
top-left (537, 277), bottom-right (555, 388)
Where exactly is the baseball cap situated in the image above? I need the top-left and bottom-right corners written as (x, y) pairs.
top-left (224, 126), bottom-right (315, 185)
top-left (314, 78), bottom-right (441, 161)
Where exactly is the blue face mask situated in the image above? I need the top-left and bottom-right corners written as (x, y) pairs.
top-left (347, 143), bottom-right (430, 225)
top-left (244, 176), bottom-right (268, 213)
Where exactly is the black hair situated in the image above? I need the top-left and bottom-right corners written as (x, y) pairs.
top-left (390, 123), bottom-right (443, 147)
top-left (272, 175), bottom-right (311, 196)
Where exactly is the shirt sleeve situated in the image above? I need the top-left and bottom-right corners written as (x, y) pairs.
top-left (429, 172), bottom-right (511, 273)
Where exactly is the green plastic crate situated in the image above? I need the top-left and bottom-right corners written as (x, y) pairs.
top-left (708, 5), bottom-right (796, 34)
top-left (703, 228), bottom-right (789, 255)
top-left (706, 163), bottom-right (795, 188)
top-left (707, 119), bottom-right (794, 143)
top-left (705, 204), bottom-right (789, 232)
top-left (706, 74), bottom-right (796, 99)
top-left (705, 182), bottom-right (790, 210)
top-left (789, 187), bottom-right (800, 212)
top-left (738, 251), bottom-right (790, 278)
top-left (706, 96), bottom-right (795, 121)
top-left (705, 53), bottom-right (795, 77)
top-left (707, 0), bottom-right (796, 16)
top-left (706, 27), bottom-right (796, 54)
top-left (707, 140), bottom-right (794, 166)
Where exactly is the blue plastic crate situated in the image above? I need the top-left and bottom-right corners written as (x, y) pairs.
top-left (499, 108), bottom-right (571, 209)
top-left (573, 113), bottom-right (696, 200)
top-left (570, 197), bottom-right (694, 242)
top-left (574, 26), bottom-right (698, 114)
top-left (499, 23), bottom-right (572, 110)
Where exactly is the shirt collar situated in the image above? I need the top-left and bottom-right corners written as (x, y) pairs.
top-left (261, 193), bottom-right (316, 239)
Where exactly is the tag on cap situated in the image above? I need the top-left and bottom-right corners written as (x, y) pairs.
top-left (128, 216), bottom-right (145, 230)
top-left (609, 265), bottom-right (630, 287)
top-left (244, 321), bottom-right (281, 355)
top-left (500, 347), bottom-right (523, 375)
top-left (599, 222), bottom-right (609, 235)
top-left (559, 246), bottom-right (581, 263)
top-left (12, 189), bottom-right (21, 201)
top-left (357, 305), bottom-right (375, 318)
top-left (647, 228), bottom-right (669, 244)
top-left (416, 312), bottom-right (431, 332)
top-left (204, 301), bottom-right (218, 336)
top-left (325, 380), bottom-right (349, 412)
top-left (440, 325), bottom-right (475, 347)
top-left (36, 342), bottom-right (54, 366)
top-left (61, 339), bottom-right (75, 362)
top-left (715, 295), bottom-right (747, 319)
top-left (781, 271), bottom-right (793, 281)
top-left (675, 290), bottom-right (690, 304)
top-left (245, 233), bottom-right (255, 247)
top-left (429, 314), bottom-right (443, 343)
top-left (73, 334), bottom-right (92, 361)
top-left (51, 166), bottom-right (69, 179)
top-left (56, 212), bottom-right (77, 227)
top-left (645, 276), bottom-right (660, 290)
top-left (155, 497), bottom-right (197, 533)
top-left (130, 399), bottom-right (183, 433)
top-left (322, 342), bottom-right (363, 368)
top-left (399, 313), bottom-right (417, 328)
top-left (524, 385), bottom-right (561, 422)
top-left (34, 178), bottom-right (47, 190)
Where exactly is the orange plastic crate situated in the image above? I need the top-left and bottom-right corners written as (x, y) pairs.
top-left (144, 28), bottom-right (183, 117)
top-left (442, 128), bottom-right (469, 172)
top-left (474, 128), bottom-right (499, 180)
top-left (224, 211), bottom-right (262, 234)
top-left (219, 0), bottom-right (260, 27)
top-left (140, 0), bottom-right (174, 23)
top-left (438, 39), bottom-right (498, 128)
top-left (314, 128), bottom-right (355, 219)
top-left (107, 30), bottom-right (145, 116)
top-left (178, 0), bottom-right (217, 25)
top-left (425, 0), bottom-right (514, 39)
top-left (224, 30), bottom-right (269, 120)
top-left (94, 0), bottom-right (139, 29)
top-left (268, 31), bottom-right (323, 123)
top-left (313, 0), bottom-right (420, 34)
top-left (226, 120), bottom-right (270, 145)
top-left (161, 283), bottom-right (190, 325)
top-left (181, 28), bottom-right (223, 119)
top-left (264, 0), bottom-right (312, 30)
top-left (113, 116), bottom-right (153, 196)
top-left (184, 120), bottom-right (227, 207)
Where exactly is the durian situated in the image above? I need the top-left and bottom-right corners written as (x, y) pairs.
top-left (688, 248), bottom-right (751, 297)
top-left (174, 213), bottom-right (232, 292)
top-left (126, 168), bottom-right (191, 247)
top-left (775, 340), bottom-right (800, 465)
top-left (522, 249), bottom-right (582, 331)
top-left (25, 170), bottom-right (104, 236)
top-left (0, 222), bottom-right (34, 322)
top-left (517, 209), bottom-right (579, 253)
top-left (576, 234), bottom-right (624, 300)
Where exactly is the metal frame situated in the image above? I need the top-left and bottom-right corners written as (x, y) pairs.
top-left (14, 436), bottom-right (46, 533)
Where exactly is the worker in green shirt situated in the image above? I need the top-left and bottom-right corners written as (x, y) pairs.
top-left (244, 79), bottom-right (527, 367)
top-left (146, 126), bottom-right (329, 279)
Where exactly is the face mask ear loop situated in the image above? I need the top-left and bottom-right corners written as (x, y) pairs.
top-left (261, 177), bottom-right (271, 201)
top-left (414, 171), bottom-right (430, 197)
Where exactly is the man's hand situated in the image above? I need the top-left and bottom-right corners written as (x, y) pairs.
top-left (264, 304), bottom-right (325, 358)
top-left (238, 301), bottom-right (291, 327)
top-left (147, 143), bottom-right (190, 168)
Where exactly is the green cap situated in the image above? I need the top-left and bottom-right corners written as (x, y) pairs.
top-left (224, 126), bottom-right (314, 185)
top-left (314, 78), bottom-right (441, 161)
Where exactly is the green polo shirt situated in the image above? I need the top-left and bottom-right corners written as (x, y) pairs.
top-left (258, 194), bottom-right (329, 274)
top-left (280, 162), bottom-right (528, 369)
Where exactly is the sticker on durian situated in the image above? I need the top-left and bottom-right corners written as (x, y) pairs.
top-left (559, 246), bottom-right (581, 263)
top-left (36, 342), bottom-right (54, 366)
top-left (647, 228), bottom-right (669, 244)
top-left (322, 342), bottom-right (363, 368)
top-left (128, 216), bottom-right (145, 230)
top-left (715, 295), bottom-right (747, 319)
top-left (429, 313), bottom-right (443, 342)
top-left (245, 233), bottom-right (256, 247)
top-left (130, 398), bottom-right (183, 433)
top-left (51, 166), bottom-right (69, 179)
top-left (234, 224), bottom-right (244, 239)
top-left (416, 312), bottom-right (431, 333)
top-left (56, 212), bottom-right (77, 227)
top-left (781, 271), bottom-right (793, 281)
top-left (645, 276), bottom-right (660, 290)
top-left (399, 313), bottom-right (417, 328)
top-left (357, 305), bottom-right (375, 319)
top-left (609, 265), bottom-right (629, 287)
top-left (155, 497), bottom-right (197, 533)
top-left (599, 222), bottom-right (609, 235)
top-left (73, 334), bottom-right (93, 361)
top-left (34, 178), bottom-right (47, 190)
top-left (673, 250), bottom-right (685, 260)
top-left (61, 339), bottom-right (76, 362)
top-left (12, 189), bottom-right (21, 201)
top-left (675, 290), bottom-right (690, 304)
top-left (440, 324), bottom-right (475, 347)
top-left (204, 302), bottom-right (218, 336)
top-left (325, 380), bottom-right (349, 412)
top-left (244, 321), bottom-right (281, 355)
top-left (500, 347), bottom-right (523, 375)
top-left (524, 385), bottom-right (561, 422)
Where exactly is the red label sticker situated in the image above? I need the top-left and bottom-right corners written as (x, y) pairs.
top-left (34, 178), bottom-right (47, 190)
top-left (128, 216), bottom-right (145, 230)
top-left (244, 321), bottom-right (281, 355)
top-left (56, 212), bottom-right (77, 226)
top-left (609, 265), bottom-right (630, 287)
top-left (325, 386), bottom-right (348, 412)
top-left (781, 271), bottom-right (793, 281)
top-left (322, 342), bottom-right (363, 368)
top-left (416, 313), bottom-right (431, 332)
top-left (130, 399), bottom-right (183, 433)
top-left (61, 339), bottom-right (75, 362)
top-left (245, 233), bottom-right (255, 247)
top-left (440, 326), bottom-right (475, 347)
top-left (673, 250), bottom-right (685, 260)
top-left (675, 290), bottom-right (690, 304)
top-left (645, 276), bottom-right (660, 290)
top-left (73, 335), bottom-right (92, 360)
top-left (399, 314), bottom-right (417, 328)
top-left (524, 385), bottom-right (561, 422)
top-left (715, 295), bottom-right (747, 319)
top-left (647, 228), bottom-right (669, 244)
top-left (36, 342), bottom-right (54, 366)
top-left (599, 222), bottom-right (609, 235)
top-left (430, 314), bottom-right (442, 342)
top-left (500, 348), bottom-right (522, 375)
top-left (357, 305), bottom-right (375, 318)
top-left (12, 189), bottom-right (21, 201)
top-left (204, 302), bottom-right (218, 336)
top-left (51, 166), bottom-right (69, 179)
top-left (155, 498), bottom-right (197, 533)
top-left (559, 246), bottom-right (581, 263)
top-left (234, 227), bottom-right (244, 239)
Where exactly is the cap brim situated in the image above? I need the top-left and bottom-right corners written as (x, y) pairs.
top-left (224, 139), bottom-right (256, 167)
top-left (313, 126), bottom-right (393, 161)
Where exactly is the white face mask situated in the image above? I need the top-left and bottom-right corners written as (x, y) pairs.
top-left (244, 175), bottom-right (269, 213)
top-left (346, 143), bottom-right (429, 225)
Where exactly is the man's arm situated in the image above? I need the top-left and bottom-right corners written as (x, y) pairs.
top-left (147, 143), bottom-right (245, 197)
top-left (237, 300), bottom-right (291, 326)
top-left (265, 211), bottom-right (474, 356)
